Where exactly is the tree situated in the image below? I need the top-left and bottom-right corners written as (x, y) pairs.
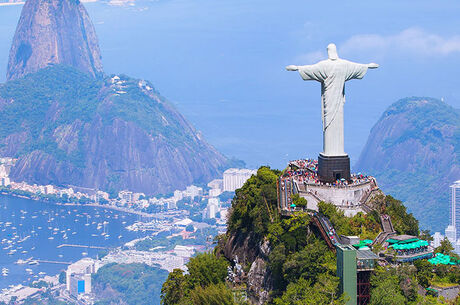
top-left (414, 260), bottom-right (433, 288)
top-left (420, 229), bottom-right (434, 242)
top-left (435, 237), bottom-right (455, 256)
top-left (291, 194), bottom-right (308, 209)
top-left (227, 167), bottom-right (281, 236)
top-left (186, 252), bottom-right (229, 288)
top-left (161, 269), bottom-right (186, 305)
top-left (188, 283), bottom-right (236, 305)
top-left (273, 277), bottom-right (345, 305)
top-left (370, 276), bottom-right (405, 305)
top-left (383, 195), bottom-right (419, 236)
top-left (282, 239), bottom-right (330, 285)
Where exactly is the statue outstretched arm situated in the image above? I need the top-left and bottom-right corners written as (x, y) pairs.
top-left (286, 65), bottom-right (299, 71)
top-left (287, 63), bottom-right (324, 81)
top-left (367, 63), bottom-right (379, 69)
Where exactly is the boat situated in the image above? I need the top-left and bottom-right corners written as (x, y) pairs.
top-left (48, 237), bottom-right (54, 240)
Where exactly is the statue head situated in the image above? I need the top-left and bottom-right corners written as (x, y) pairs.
top-left (327, 43), bottom-right (339, 60)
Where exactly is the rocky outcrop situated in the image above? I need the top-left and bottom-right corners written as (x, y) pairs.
top-left (355, 97), bottom-right (460, 232)
top-left (1, 0), bottom-right (229, 195)
top-left (0, 66), bottom-right (228, 195)
top-left (7, 0), bottom-right (103, 80)
top-left (221, 233), bottom-right (272, 304)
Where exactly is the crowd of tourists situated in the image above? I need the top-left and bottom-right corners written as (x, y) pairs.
top-left (283, 159), bottom-right (373, 187)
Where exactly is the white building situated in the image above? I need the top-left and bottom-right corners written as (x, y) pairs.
top-left (44, 185), bottom-right (54, 195)
top-left (173, 190), bottom-right (184, 202)
top-left (0, 164), bottom-right (8, 178)
top-left (432, 231), bottom-right (444, 248)
top-left (166, 198), bottom-right (177, 210)
top-left (184, 185), bottom-right (203, 200)
top-left (133, 192), bottom-right (145, 202)
top-left (66, 258), bottom-right (98, 291)
top-left (205, 197), bottom-right (220, 219)
top-left (208, 179), bottom-right (223, 191)
top-left (95, 191), bottom-right (109, 202)
top-left (209, 188), bottom-right (222, 197)
top-left (173, 245), bottom-right (195, 258)
top-left (439, 180), bottom-right (460, 255)
top-left (450, 180), bottom-right (460, 240)
top-left (59, 188), bottom-right (74, 197)
top-left (69, 273), bottom-right (92, 296)
top-left (1, 177), bottom-right (10, 187)
top-left (223, 168), bottom-right (257, 192)
top-left (118, 190), bottom-right (133, 203)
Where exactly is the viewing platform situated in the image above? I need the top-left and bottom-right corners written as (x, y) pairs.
top-left (278, 159), bottom-right (381, 216)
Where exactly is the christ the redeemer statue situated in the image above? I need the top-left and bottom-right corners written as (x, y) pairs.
top-left (286, 44), bottom-right (378, 181)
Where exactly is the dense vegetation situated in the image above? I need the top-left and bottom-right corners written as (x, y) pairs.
top-left (0, 65), bottom-right (203, 168)
top-left (92, 263), bottom-right (168, 305)
top-left (161, 252), bottom-right (234, 305)
top-left (0, 65), bottom-right (103, 167)
top-left (369, 262), bottom-right (460, 305)
top-left (160, 166), bottom-right (460, 304)
top-left (0, 65), bottom-right (228, 194)
top-left (356, 97), bottom-right (460, 232)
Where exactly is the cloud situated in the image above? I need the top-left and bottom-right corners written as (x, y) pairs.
top-left (296, 28), bottom-right (460, 63)
top-left (341, 28), bottom-right (460, 57)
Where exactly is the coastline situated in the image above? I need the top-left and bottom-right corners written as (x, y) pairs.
top-left (0, 191), bottom-right (155, 218)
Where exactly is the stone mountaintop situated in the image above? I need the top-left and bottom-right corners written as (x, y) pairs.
top-left (0, 0), bottom-right (230, 195)
top-left (7, 0), bottom-right (103, 80)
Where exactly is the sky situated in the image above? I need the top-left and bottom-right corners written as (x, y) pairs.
top-left (0, 0), bottom-right (459, 169)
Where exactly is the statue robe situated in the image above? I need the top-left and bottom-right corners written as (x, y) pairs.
top-left (298, 59), bottom-right (368, 156)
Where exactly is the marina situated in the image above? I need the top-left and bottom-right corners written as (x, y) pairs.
top-left (0, 195), bottom-right (151, 289)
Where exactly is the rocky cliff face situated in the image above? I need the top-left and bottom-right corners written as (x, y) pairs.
top-left (7, 0), bottom-right (103, 80)
top-left (355, 97), bottom-right (460, 232)
top-left (221, 232), bottom-right (272, 305)
top-left (0, 66), bottom-right (228, 195)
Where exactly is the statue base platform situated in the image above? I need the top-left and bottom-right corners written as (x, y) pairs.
top-left (318, 154), bottom-right (351, 183)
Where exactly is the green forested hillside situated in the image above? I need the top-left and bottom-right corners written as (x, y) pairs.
top-left (0, 65), bottom-right (228, 194)
top-left (355, 97), bottom-right (460, 232)
top-left (161, 167), bottom-right (456, 305)
top-left (92, 263), bottom-right (168, 305)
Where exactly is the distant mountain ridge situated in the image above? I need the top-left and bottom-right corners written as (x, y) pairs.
top-left (0, 0), bottom-right (230, 195)
top-left (355, 97), bottom-right (460, 232)
top-left (6, 0), bottom-right (103, 80)
top-left (0, 66), bottom-right (228, 195)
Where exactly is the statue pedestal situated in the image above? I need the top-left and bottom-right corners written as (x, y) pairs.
top-left (318, 154), bottom-right (351, 183)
